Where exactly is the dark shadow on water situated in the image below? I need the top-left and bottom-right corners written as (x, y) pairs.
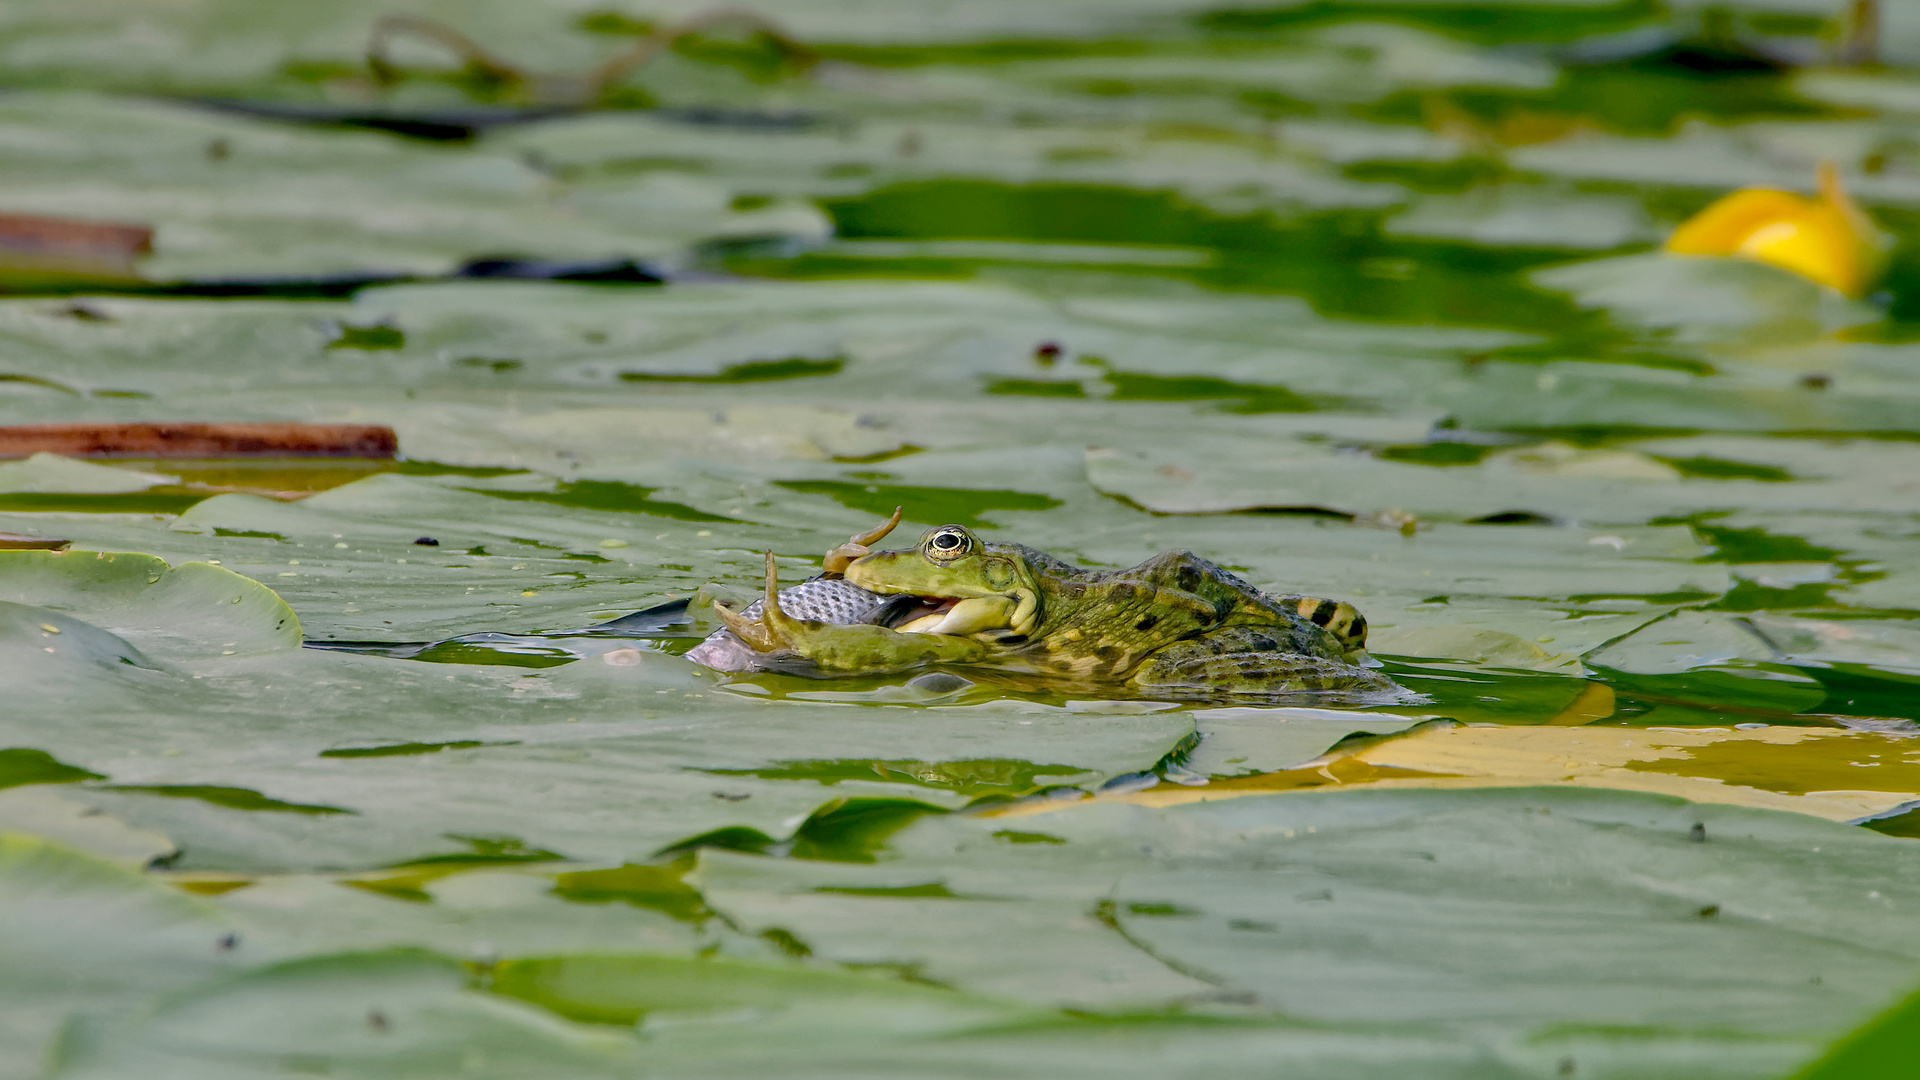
top-left (653, 797), bottom-right (947, 864)
top-left (717, 181), bottom-right (1615, 338)
top-left (704, 757), bottom-right (1090, 800)
top-left (100, 784), bottom-right (353, 815)
top-left (618, 356), bottom-right (844, 383)
top-left (461, 480), bottom-right (733, 524)
top-left (320, 739), bottom-right (521, 758)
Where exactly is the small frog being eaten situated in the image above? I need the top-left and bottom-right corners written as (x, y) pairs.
top-left (693, 509), bottom-right (1405, 702)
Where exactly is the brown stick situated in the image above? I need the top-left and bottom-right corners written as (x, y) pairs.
top-left (0, 213), bottom-right (153, 284)
top-left (0, 423), bottom-right (398, 460)
top-left (0, 215), bottom-right (152, 261)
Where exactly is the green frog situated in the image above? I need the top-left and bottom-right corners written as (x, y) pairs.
top-left (712, 510), bottom-right (1400, 700)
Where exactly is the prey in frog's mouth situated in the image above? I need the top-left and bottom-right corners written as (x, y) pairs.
top-left (873, 593), bottom-right (1019, 636)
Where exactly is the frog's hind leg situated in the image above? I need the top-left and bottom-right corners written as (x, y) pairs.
top-left (1274, 594), bottom-right (1368, 652)
top-left (1132, 627), bottom-right (1393, 697)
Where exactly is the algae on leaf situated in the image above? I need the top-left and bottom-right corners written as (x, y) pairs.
top-left (1790, 976), bottom-right (1920, 1080)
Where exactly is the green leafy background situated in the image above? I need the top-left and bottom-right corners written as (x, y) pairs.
top-left (5, 0), bottom-right (1920, 1076)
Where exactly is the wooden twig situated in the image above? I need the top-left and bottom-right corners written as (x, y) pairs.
top-left (0, 213), bottom-right (152, 285)
top-left (0, 423), bottom-right (398, 460)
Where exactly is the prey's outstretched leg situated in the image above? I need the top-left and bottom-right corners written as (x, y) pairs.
top-left (823, 506), bottom-right (903, 576)
top-left (710, 552), bottom-right (788, 652)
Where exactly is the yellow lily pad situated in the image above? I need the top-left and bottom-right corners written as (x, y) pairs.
top-left (1036, 723), bottom-right (1920, 824)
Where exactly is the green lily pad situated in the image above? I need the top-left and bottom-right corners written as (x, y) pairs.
top-left (0, 833), bottom-right (235, 1077)
top-left (48, 949), bottom-right (642, 1080)
top-left (0, 613), bottom-right (1196, 871)
top-left (691, 785), bottom-right (1920, 1076)
top-left (0, 92), bottom-right (826, 283)
top-left (4, 5), bottom-right (1920, 1076)
top-left (0, 549), bottom-right (299, 659)
top-left (1184, 707), bottom-right (1424, 777)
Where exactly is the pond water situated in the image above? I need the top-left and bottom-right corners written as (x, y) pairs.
top-left (2, 1), bottom-right (1920, 1077)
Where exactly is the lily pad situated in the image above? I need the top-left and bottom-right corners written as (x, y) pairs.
top-left (0, 834), bottom-right (235, 1079)
top-left (689, 785), bottom-right (1920, 1077)
top-left (1184, 706), bottom-right (1425, 777)
top-left (0, 549), bottom-right (299, 659)
top-left (0, 92), bottom-right (826, 282)
top-left (3, 3), bottom-right (1920, 1075)
top-left (48, 949), bottom-right (643, 1080)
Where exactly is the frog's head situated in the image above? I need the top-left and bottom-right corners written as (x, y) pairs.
top-left (844, 524), bottom-right (1041, 638)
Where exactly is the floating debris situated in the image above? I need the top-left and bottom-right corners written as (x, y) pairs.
top-left (0, 422), bottom-right (399, 460)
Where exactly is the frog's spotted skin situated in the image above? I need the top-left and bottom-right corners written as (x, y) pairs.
top-left (708, 516), bottom-right (1404, 702)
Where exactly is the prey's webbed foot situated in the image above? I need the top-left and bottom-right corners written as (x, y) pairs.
top-left (711, 551), bottom-right (797, 653)
top-left (822, 505), bottom-right (902, 576)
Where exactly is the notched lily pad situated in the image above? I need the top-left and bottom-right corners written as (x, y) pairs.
top-left (0, 549), bottom-right (300, 660)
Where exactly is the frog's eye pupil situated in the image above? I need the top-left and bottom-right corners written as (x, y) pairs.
top-left (930, 530), bottom-right (966, 555)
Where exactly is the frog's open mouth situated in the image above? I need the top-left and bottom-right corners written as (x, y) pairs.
top-left (879, 595), bottom-right (1014, 635)
top-left (881, 596), bottom-right (958, 632)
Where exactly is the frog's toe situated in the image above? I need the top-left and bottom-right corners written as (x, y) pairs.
top-left (821, 542), bottom-right (867, 577)
top-left (850, 506), bottom-right (904, 548)
top-left (823, 506), bottom-right (903, 575)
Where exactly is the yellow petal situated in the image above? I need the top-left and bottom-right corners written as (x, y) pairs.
top-left (1666, 186), bottom-right (1812, 253)
top-left (1666, 189), bottom-right (1819, 256)
top-left (1665, 162), bottom-right (1887, 298)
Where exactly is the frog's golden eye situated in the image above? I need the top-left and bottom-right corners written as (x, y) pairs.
top-left (924, 526), bottom-right (973, 560)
